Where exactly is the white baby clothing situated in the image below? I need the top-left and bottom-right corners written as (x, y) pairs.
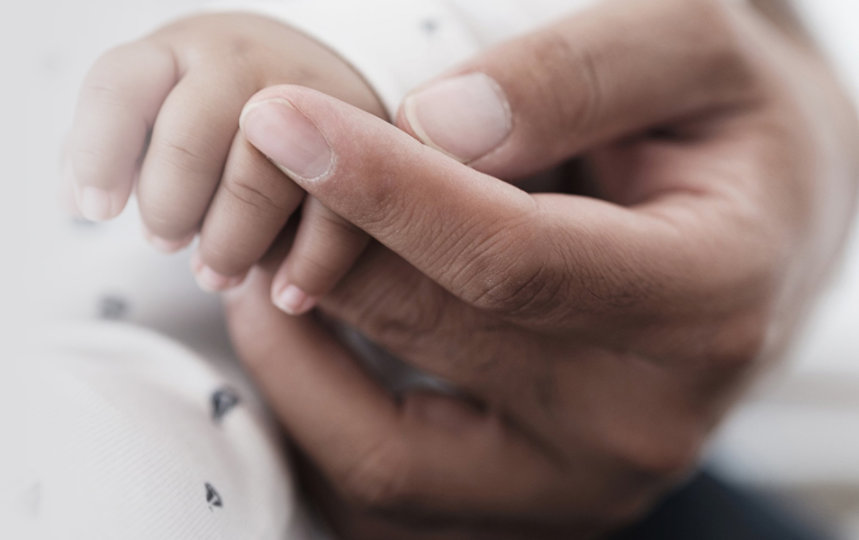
top-left (5, 1), bottom-right (592, 539)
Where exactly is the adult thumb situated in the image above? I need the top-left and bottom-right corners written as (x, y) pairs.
top-left (396, 0), bottom-right (752, 179)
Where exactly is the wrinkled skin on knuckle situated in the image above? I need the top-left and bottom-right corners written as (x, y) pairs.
top-left (467, 257), bottom-right (565, 322)
top-left (450, 220), bottom-right (566, 321)
top-left (333, 157), bottom-right (418, 233)
top-left (358, 277), bottom-right (450, 357)
top-left (553, 236), bottom-right (663, 326)
top-left (576, 257), bottom-right (656, 316)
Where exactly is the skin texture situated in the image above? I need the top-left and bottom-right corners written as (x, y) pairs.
top-left (223, 0), bottom-right (859, 538)
top-left (65, 13), bottom-right (386, 304)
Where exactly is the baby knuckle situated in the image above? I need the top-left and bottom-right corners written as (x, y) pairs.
top-left (156, 135), bottom-right (211, 172)
top-left (79, 77), bottom-right (127, 110)
top-left (224, 177), bottom-right (288, 213)
top-left (83, 42), bottom-right (174, 105)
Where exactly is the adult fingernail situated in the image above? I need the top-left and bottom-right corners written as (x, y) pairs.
top-left (403, 73), bottom-right (512, 163)
top-left (75, 186), bottom-right (115, 222)
top-left (273, 284), bottom-right (317, 315)
top-left (241, 98), bottom-right (333, 181)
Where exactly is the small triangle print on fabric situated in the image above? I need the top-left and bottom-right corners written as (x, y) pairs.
top-left (211, 387), bottom-right (240, 423)
top-left (205, 482), bottom-right (223, 511)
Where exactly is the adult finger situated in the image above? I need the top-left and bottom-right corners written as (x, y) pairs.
top-left (225, 265), bottom-right (570, 520)
top-left (240, 86), bottom-right (686, 324)
top-left (65, 41), bottom-right (176, 221)
top-left (397, 0), bottom-right (757, 179)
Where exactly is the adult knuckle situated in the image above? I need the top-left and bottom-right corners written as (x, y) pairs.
top-left (336, 439), bottom-right (411, 511)
top-left (685, 0), bottom-right (758, 96)
top-left (592, 490), bottom-right (659, 534)
top-left (456, 222), bottom-right (566, 320)
top-left (527, 29), bottom-right (603, 139)
top-left (468, 256), bottom-right (562, 320)
top-left (351, 171), bottom-right (416, 233)
top-left (359, 278), bottom-right (448, 353)
top-left (576, 255), bottom-right (658, 316)
top-left (698, 234), bottom-right (781, 368)
top-left (612, 429), bottom-right (701, 484)
top-left (593, 394), bottom-right (703, 486)
top-left (708, 309), bottom-right (770, 369)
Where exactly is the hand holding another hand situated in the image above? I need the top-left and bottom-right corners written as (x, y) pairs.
top-left (226, 0), bottom-right (859, 537)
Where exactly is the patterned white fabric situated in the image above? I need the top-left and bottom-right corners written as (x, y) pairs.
top-left (7, 323), bottom-right (311, 540)
top-left (5, 2), bottom-right (580, 538)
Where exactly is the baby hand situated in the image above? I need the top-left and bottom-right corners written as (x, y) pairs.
top-left (66, 13), bottom-right (385, 312)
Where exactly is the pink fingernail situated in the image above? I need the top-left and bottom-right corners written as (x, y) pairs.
top-left (273, 284), bottom-right (317, 315)
top-left (190, 251), bottom-right (243, 292)
top-left (195, 265), bottom-right (243, 292)
top-left (144, 229), bottom-right (194, 253)
top-left (76, 186), bottom-right (114, 222)
top-left (403, 73), bottom-right (512, 163)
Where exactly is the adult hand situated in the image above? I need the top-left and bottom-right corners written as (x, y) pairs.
top-left (226, 0), bottom-right (859, 537)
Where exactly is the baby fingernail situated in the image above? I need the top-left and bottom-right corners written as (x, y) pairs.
top-left (76, 186), bottom-right (115, 222)
top-left (241, 98), bottom-right (333, 181)
top-left (273, 284), bottom-right (317, 315)
top-left (402, 73), bottom-right (512, 163)
top-left (144, 230), bottom-right (194, 254)
top-left (191, 251), bottom-right (243, 292)
top-left (195, 265), bottom-right (243, 292)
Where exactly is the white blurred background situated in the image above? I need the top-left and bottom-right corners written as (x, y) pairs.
top-left (1, 0), bottom-right (858, 537)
